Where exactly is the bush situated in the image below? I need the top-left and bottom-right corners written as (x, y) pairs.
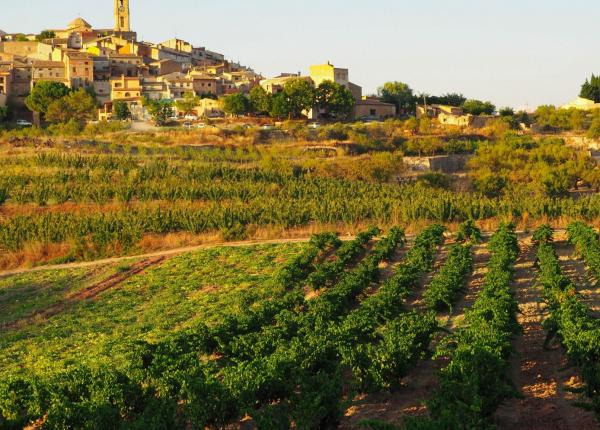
top-left (47, 118), bottom-right (84, 136)
top-left (417, 172), bottom-right (453, 189)
top-left (474, 175), bottom-right (507, 198)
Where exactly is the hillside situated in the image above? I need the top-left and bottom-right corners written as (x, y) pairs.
top-left (1, 223), bottom-right (600, 429)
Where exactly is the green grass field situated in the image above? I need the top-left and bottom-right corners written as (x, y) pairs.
top-left (0, 242), bottom-right (306, 378)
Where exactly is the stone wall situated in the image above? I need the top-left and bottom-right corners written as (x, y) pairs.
top-left (403, 154), bottom-right (472, 173)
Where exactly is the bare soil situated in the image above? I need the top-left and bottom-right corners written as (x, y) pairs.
top-left (555, 239), bottom-right (600, 317)
top-left (494, 238), bottom-right (598, 430)
top-left (340, 240), bottom-right (490, 428)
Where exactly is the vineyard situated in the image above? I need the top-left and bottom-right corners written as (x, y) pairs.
top-left (1, 221), bottom-right (599, 429)
top-left (1, 145), bottom-right (600, 269)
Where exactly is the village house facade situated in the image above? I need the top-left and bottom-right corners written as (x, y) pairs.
top-left (0, 0), bottom-right (259, 119)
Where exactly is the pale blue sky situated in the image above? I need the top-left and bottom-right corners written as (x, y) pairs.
top-left (3, 0), bottom-right (599, 109)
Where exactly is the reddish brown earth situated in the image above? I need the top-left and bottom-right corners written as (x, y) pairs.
top-left (556, 239), bottom-right (600, 317)
top-left (494, 238), bottom-right (598, 430)
top-left (340, 240), bottom-right (491, 429)
top-left (1, 256), bottom-right (166, 331)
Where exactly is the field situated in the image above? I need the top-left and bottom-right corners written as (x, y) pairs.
top-left (1, 221), bottom-right (600, 429)
top-left (1, 125), bottom-right (600, 271)
top-left (1, 125), bottom-right (600, 429)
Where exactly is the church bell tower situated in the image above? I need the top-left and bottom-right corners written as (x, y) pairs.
top-left (114, 0), bottom-right (131, 33)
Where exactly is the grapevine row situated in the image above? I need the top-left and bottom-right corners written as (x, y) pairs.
top-left (407, 223), bottom-right (520, 429)
top-left (568, 222), bottom-right (600, 281)
top-left (536, 226), bottom-right (600, 415)
top-left (0, 228), bottom-right (403, 429)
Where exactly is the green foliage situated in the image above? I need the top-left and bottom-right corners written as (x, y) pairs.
top-left (25, 81), bottom-right (70, 115)
top-left (404, 137), bottom-right (443, 156)
top-left (412, 224), bottom-right (520, 429)
top-left (47, 118), bottom-right (84, 135)
top-left (474, 174), bottom-right (507, 198)
top-left (537, 227), bottom-right (600, 415)
top-left (378, 81), bottom-right (414, 115)
top-left (423, 243), bottom-right (473, 311)
top-left (315, 80), bottom-right (356, 119)
top-left (499, 106), bottom-right (515, 117)
top-left (455, 219), bottom-right (482, 243)
top-left (175, 92), bottom-right (200, 115)
top-left (248, 86), bottom-right (273, 115)
top-left (337, 225), bottom-right (444, 391)
top-left (416, 172), bottom-right (454, 189)
top-left (532, 224), bottom-right (553, 245)
top-left (281, 78), bottom-right (316, 119)
top-left (534, 105), bottom-right (586, 131)
top-left (568, 222), bottom-right (600, 281)
top-left (468, 134), bottom-right (595, 197)
top-left (144, 98), bottom-right (174, 126)
top-left (462, 99), bottom-right (496, 115)
top-left (359, 419), bottom-right (400, 430)
top-left (36, 30), bottom-right (56, 41)
top-left (307, 227), bottom-right (379, 290)
top-left (222, 93), bottom-right (250, 116)
top-left (270, 93), bottom-right (289, 119)
top-left (46, 89), bottom-right (96, 124)
top-left (580, 74), bottom-right (600, 103)
top-left (113, 101), bottom-right (131, 120)
top-left (423, 93), bottom-right (466, 107)
top-left (0, 105), bottom-right (9, 123)
top-left (587, 115), bottom-right (600, 138)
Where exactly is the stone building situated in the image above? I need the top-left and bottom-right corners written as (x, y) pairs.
top-left (353, 97), bottom-right (396, 120)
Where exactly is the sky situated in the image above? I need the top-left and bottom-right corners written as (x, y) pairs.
top-left (3, 0), bottom-right (600, 109)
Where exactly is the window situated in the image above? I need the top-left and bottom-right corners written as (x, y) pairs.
top-left (370, 109), bottom-right (377, 116)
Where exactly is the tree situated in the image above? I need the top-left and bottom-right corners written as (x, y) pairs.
top-left (15, 34), bottom-right (29, 42)
top-left (315, 81), bottom-right (355, 119)
top-left (587, 114), bottom-right (600, 138)
top-left (175, 92), bottom-right (200, 116)
top-left (46, 89), bottom-right (96, 124)
top-left (144, 98), bottom-right (174, 126)
top-left (281, 78), bottom-right (315, 119)
top-left (462, 99), bottom-right (495, 115)
top-left (474, 175), bottom-right (507, 198)
top-left (0, 106), bottom-right (9, 123)
top-left (378, 81), bottom-right (415, 115)
top-left (424, 93), bottom-right (466, 107)
top-left (248, 86), bottom-right (273, 115)
top-left (113, 101), bottom-right (131, 120)
top-left (270, 94), bottom-right (290, 119)
top-left (25, 81), bottom-right (71, 116)
top-left (199, 93), bottom-right (218, 100)
top-left (580, 74), bottom-right (600, 102)
top-left (36, 30), bottom-right (56, 41)
top-left (499, 107), bottom-right (515, 117)
top-left (222, 93), bottom-right (250, 116)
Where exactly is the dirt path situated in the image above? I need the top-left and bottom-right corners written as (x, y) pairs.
top-left (341, 239), bottom-right (489, 428)
top-left (494, 238), bottom-right (598, 430)
top-left (0, 236), bottom-right (359, 279)
top-left (1, 256), bottom-right (166, 331)
top-left (555, 240), bottom-right (600, 317)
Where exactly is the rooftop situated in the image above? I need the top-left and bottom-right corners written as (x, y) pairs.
top-left (68, 17), bottom-right (92, 30)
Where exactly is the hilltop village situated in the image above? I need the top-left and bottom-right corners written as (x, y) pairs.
top-left (0, 0), bottom-right (396, 123)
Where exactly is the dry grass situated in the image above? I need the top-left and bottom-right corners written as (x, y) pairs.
top-left (0, 242), bottom-right (74, 270)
